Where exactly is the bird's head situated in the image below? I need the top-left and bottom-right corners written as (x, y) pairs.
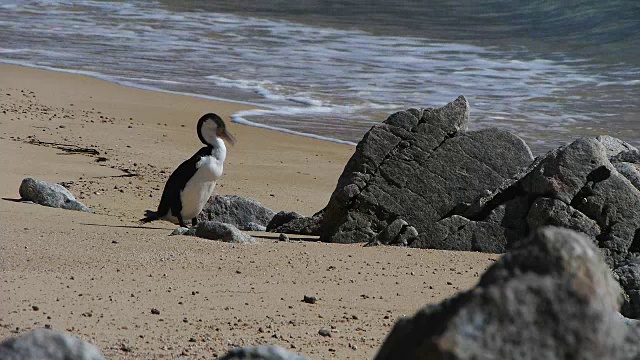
top-left (197, 113), bottom-right (236, 147)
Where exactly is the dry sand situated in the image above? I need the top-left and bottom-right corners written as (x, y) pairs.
top-left (0, 64), bottom-right (498, 359)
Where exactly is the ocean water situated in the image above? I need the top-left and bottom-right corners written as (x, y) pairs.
top-left (0, 0), bottom-right (638, 153)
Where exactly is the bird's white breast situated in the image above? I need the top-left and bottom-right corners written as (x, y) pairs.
top-left (179, 155), bottom-right (223, 219)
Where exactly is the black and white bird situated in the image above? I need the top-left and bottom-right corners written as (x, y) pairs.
top-left (140, 113), bottom-right (235, 228)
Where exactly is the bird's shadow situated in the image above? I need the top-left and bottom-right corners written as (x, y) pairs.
top-left (80, 223), bottom-right (171, 231)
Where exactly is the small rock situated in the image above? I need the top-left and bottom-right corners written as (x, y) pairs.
top-left (318, 329), bottom-right (331, 337)
top-left (31, 305), bottom-right (39, 311)
top-left (193, 221), bottom-right (255, 244)
top-left (170, 227), bottom-right (191, 236)
top-left (150, 308), bottom-right (160, 315)
top-left (303, 296), bottom-right (317, 304)
top-left (19, 178), bottom-right (93, 213)
top-left (279, 233), bottom-right (289, 242)
top-left (267, 211), bottom-right (303, 231)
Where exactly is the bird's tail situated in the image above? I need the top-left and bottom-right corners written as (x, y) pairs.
top-left (139, 210), bottom-right (159, 224)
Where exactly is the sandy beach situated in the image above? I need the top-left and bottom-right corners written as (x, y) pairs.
top-left (0, 64), bottom-right (497, 359)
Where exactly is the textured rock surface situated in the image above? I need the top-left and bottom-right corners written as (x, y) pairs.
top-left (0, 330), bottom-right (104, 360)
top-left (267, 210), bottom-right (323, 236)
top-left (192, 221), bottom-right (255, 244)
top-left (596, 135), bottom-right (638, 157)
top-left (387, 134), bottom-right (640, 316)
top-left (615, 261), bottom-right (640, 319)
top-left (458, 137), bottom-right (640, 266)
top-left (218, 345), bottom-right (308, 360)
top-left (19, 177), bottom-right (93, 213)
top-left (197, 195), bottom-right (275, 231)
top-left (320, 96), bottom-right (534, 245)
top-left (267, 211), bottom-right (303, 231)
top-left (375, 227), bottom-right (640, 360)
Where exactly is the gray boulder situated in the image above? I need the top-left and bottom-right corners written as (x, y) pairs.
top-left (451, 137), bottom-right (640, 266)
top-left (219, 345), bottom-right (308, 360)
top-left (375, 227), bottom-right (640, 360)
top-left (0, 330), bottom-right (104, 360)
top-left (421, 135), bottom-right (640, 316)
top-left (320, 96), bottom-right (534, 245)
top-left (197, 195), bottom-right (275, 231)
top-left (19, 178), bottom-right (93, 213)
top-left (192, 221), bottom-right (255, 244)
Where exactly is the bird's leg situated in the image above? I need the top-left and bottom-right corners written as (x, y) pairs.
top-left (191, 217), bottom-right (198, 227)
top-left (177, 214), bottom-right (187, 228)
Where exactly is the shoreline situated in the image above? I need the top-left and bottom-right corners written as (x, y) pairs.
top-left (0, 60), bottom-right (358, 147)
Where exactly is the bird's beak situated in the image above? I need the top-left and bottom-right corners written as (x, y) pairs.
top-left (219, 127), bottom-right (236, 145)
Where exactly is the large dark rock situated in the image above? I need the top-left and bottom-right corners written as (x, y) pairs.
top-left (319, 96), bottom-right (534, 246)
top-left (197, 195), bottom-right (275, 231)
top-left (375, 227), bottom-right (640, 360)
top-left (19, 178), bottom-right (93, 213)
top-left (219, 345), bottom-right (308, 360)
top-left (457, 137), bottom-right (640, 267)
top-left (383, 132), bottom-right (640, 316)
top-left (0, 330), bottom-right (104, 360)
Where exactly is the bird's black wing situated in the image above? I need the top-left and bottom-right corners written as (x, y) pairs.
top-left (155, 146), bottom-right (212, 218)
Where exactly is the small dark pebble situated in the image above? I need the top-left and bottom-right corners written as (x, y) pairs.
top-left (446, 281), bottom-right (453, 285)
top-left (188, 337), bottom-right (196, 342)
top-left (31, 305), bottom-right (39, 311)
top-left (318, 329), bottom-right (331, 337)
top-left (150, 308), bottom-right (160, 315)
top-left (303, 295), bottom-right (317, 304)
top-left (279, 233), bottom-right (289, 241)
top-left (112, 240), bottom-right (119, 244)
